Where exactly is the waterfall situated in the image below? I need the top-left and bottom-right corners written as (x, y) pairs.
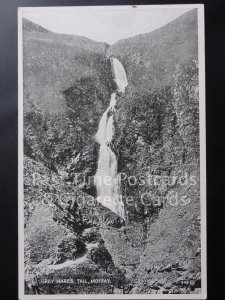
top-left (95, 58), bottom-right (128, 219)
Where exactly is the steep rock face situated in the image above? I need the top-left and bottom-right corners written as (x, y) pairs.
top-left (23, 18), bottom-right (115, 195)
top-left (23, 9), bottom-right (201, 295)
top-left (107, 9), bottom-right (199, 215)
top-left (24, 156), bottom-right (122, 295)
top-left (111, 61), bottom-right (199, 217)
top-left (24, 156), bottom-right (87, 266)
top-left (105, 9), bottom-right (201, 294)
top-left (131, 169), bottom-right (201, 294)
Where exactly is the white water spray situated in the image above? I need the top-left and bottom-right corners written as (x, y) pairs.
top-left (95, 58), bottom-right (128, 219)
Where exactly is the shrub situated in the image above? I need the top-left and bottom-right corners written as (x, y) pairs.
top-left (53, 236), bottom-right (86, 264)
top-left (82, 227), bottom-right (101, 243)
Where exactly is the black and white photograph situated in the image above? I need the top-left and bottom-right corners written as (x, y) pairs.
top-left (18, 5), bottom-right (206, 299)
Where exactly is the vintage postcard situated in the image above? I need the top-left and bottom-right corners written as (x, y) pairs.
top-left (18, 4), bottom-right (206, 299)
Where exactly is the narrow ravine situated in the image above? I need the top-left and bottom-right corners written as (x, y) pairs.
top-left (95, 58), bottom-right (128, 220)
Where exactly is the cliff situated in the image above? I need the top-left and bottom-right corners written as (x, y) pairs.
top-left (104, 9), bottom-right (201, 294)
top-left (23, 9), bottom-right (201, 295)
top-left (23, 18), bottom-right (114, 195)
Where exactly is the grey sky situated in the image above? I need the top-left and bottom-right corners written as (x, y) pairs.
top-left (22, 6), bottom-right (192, 44)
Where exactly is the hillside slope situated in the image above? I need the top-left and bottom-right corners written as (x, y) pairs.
top-left (108, 9), bottom-right (198, 92)
top-left (103, 9), bottom-right (201, 295)
top-left (23, 9), bottom-right (201, 295)
top-left (23, 18), bottom-right (115, 193)
top-left (24, 156), bottom-right (124, 295)
top-left (23, 18), bottom-right (111, 113)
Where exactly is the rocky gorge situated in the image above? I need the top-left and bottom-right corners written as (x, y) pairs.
top-left (23, 9), bottom-right (201, 295)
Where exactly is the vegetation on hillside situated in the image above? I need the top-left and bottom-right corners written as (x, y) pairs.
top-left (23, 10), bottom-right (201, 295)
top-left (108, 9), bottom-right (198, 92)
top-left (23, 18), bottom-right (115, 195)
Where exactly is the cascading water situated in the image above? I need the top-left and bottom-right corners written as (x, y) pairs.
top-left (95, 58), bottom-right (128, 219)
